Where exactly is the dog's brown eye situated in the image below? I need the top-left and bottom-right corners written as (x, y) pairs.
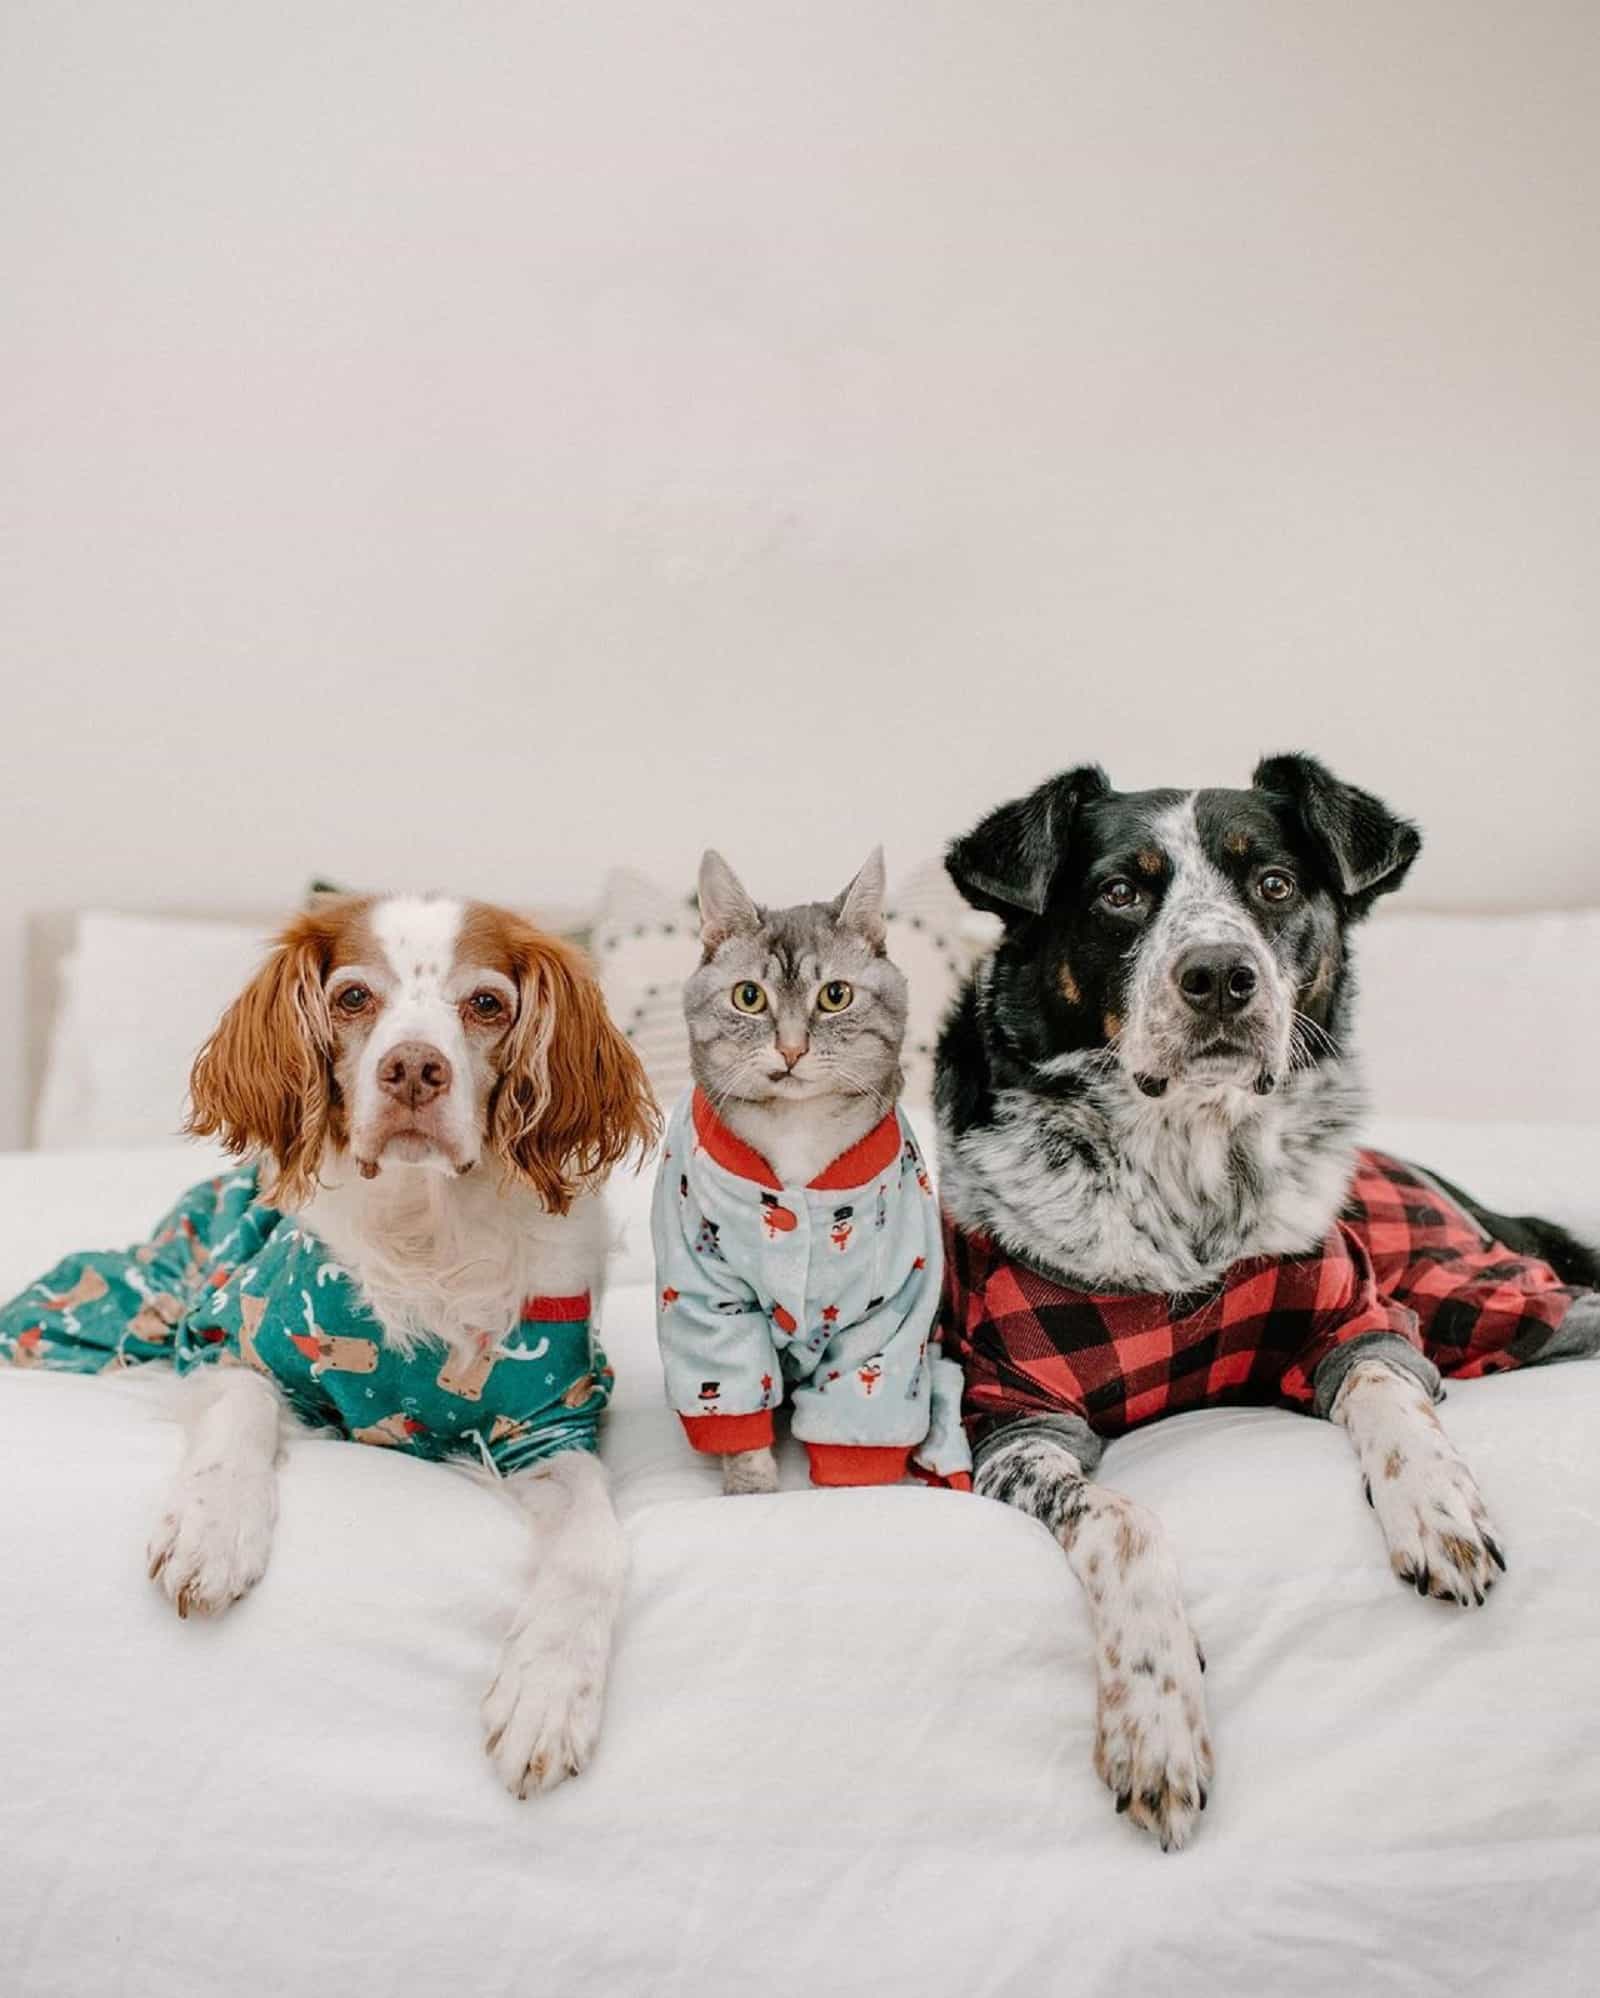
top-left (335, 984), bottom-right (371, 1015)
top-left (468, 991), bottom-right (505, 1021)
top-left (1099, 879), bottom-right (1140, 912)
top-left (1257, 871), bottom-right (1297, 904)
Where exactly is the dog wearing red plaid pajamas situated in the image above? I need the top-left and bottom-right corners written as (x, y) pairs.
top-left (935, 753), bottom-right (1600, 1851)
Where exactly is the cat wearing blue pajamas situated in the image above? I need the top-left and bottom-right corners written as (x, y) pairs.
top-left (653, 846), bottom-right (971, 1493)
top-left (653, 1087), bottom-right (969, 1486)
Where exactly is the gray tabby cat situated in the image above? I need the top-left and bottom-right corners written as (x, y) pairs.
top-left (686, 846), bottom-right (910, 1493)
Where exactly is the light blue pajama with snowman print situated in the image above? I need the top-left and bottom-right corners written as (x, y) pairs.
top-left (651, 1088), bottom-right (971, 1487)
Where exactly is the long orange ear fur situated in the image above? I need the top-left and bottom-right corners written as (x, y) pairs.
top-left (186, 910), bottom-right (340, 1210)
top-left (491, 926), bottom-right (659, 1213)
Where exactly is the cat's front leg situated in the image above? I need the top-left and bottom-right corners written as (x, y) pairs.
top-left (722, 1445), bottom-right (778, 1494)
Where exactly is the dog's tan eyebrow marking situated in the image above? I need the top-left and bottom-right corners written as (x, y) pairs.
top-left (324, 902), bottom-right (382, 976)
top-left (1058, 960), bottom-right (1082, 1006)
top-left (1135, 848), bottom-right (1163, 876)
top-left (1223, 830), bottom-right (1252, 857)
top-left (1103, 1010), bottom-right (1123, 1040)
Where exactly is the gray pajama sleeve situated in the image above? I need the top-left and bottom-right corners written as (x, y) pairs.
top-left (1311, 1333), bottom-right (1443, 1420)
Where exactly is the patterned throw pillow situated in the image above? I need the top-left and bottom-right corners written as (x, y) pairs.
top-left (592, 861), bottom-right (984, 1115)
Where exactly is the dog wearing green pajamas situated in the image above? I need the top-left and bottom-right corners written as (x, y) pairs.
top-left (0, 893), bottom-right (656, 1800)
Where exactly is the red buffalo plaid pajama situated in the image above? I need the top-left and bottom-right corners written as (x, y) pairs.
top-left (942, 1150), bottom-right (1590, 1466)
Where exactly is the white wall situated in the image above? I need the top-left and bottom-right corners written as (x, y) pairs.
top-left (2, 2), bottom-right (1596, 1148)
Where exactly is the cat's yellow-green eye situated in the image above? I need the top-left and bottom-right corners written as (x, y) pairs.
top-left (817, 980), bottom-right (853, 1014)
top-left (731, 981), bottom-right (768, 1014)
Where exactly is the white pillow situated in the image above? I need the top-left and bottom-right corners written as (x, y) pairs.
top-left (36, 912), bottom-right (276, 1150)
top-left (1357, 910), bottom-right (1600, 1124)
top-left (591, 859), bottom-right (978, 1119)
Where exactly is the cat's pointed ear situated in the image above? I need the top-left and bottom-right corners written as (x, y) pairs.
top-left (1251, 753), bottom-right (1421, 917)
top-left (697, 850), bottom-right (761, 953)
top-left (945, 766), bottom-right (1110, 920)
top-left (835, 846), bottom-right (888, 951)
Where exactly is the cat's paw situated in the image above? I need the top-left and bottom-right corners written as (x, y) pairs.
top-left (722, 1446), bottom-right (778, 1495)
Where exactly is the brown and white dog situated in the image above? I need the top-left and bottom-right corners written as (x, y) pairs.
top-left (161, 891), bottom-right (656, 1796)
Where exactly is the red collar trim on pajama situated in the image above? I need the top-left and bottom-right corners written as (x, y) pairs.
top-left (518, 1292), bottom-right (592, 1323)
top-left (690, 1088), bottom-right (902, 1193)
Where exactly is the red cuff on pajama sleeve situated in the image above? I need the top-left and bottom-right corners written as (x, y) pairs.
top-left (679, 1410), bottom-right (776, 1454)
top-left (804, 1443), bottom-right (912, 1487)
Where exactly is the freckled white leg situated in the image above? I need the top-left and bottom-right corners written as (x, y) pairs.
top-left (977, 1433), bottom-right (1212, 1852)
top-left (147, 1368), bottom-right (283, 1618)
top-left (483, 1451), bottom-right (626, 1799)
top-left (1333, 1358), bottom-right (1505, 1606)
top-left (721, 1445), bottom-right (778, 1495)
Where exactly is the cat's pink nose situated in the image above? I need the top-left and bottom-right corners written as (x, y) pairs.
top-left (778, 1041), bottom-right (808, 1070)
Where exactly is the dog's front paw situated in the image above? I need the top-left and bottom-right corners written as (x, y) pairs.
top-left (1092, 1627), bottom-right (1213, 1852)
top-left (147, 1464), bottom-right (276, 1618)
top-left (483, 1616), bottom-right (605, 1799)
top-left (721, 1445), bottom-right (778, 1495)
top-left (1369, 1449), bottom-right (1506, 1607)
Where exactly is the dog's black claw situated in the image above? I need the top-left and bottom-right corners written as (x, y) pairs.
top-left (1415, 1568), bottom-right (1431, 1598)
top-left (1484, 1535), bottom-right (1507, 1573)
top-left (1363, 1479), bottom-right (1373, 1508)
top-left (1195, 1639), bottom-right (1207, 1674)
top-left (1115, 1790), bottom-right (1131, 1815)
top-left (1198, 1785), bottom-right (1209, 1811)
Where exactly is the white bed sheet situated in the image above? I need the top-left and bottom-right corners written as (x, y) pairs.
top-left (1, 1131), bottom-right (1597, 1997)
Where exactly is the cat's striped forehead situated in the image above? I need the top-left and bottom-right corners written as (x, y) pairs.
top-left (712, 901), bottom-right (883, 986)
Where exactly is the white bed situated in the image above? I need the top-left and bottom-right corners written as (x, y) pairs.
top-left (2, 1107), bottom-right (1598, 1997)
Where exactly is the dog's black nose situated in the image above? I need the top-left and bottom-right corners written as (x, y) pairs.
top-left (1174, 947), bottom-right (1259, 1018)
top-left (377, 1041), bottom-right (452, 1107)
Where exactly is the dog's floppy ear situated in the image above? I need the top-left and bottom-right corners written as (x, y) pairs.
top-left (945, 766), bottom-right (1110, 919)
top-left (1252, 753), bottom-right (1421, 915)
top-left (187, 909), bottom-right (342, 1208)
top-left (491, 924), bottom-right (660, 1214)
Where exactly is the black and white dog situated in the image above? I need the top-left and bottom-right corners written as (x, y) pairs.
top-left (935, 753), bottom-right (1600, 1850)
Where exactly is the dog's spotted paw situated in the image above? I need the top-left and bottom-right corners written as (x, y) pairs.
top-left (147, 1463), bottom-right (276, 1618)
top-left (483, 1618), bottom-right (605, 1799)
top-left (1092, 1629), bottom-right (1213, 1851)
top-left (1368, 1448), bottom-right (1506, 1607)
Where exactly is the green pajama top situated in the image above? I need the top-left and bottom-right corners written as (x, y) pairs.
top-left (0, 1167), bottom-right (611, 1475)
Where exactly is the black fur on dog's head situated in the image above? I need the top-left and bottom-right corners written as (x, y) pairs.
top-left (941, 754), bottom-right (1419, 1114)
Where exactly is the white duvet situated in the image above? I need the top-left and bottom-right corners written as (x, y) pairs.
top-left (2, 1123), bottom-right (1597, 1997)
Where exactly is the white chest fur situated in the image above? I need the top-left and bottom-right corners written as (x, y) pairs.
top-left (297, 1158), bottom-right (611, 1362)
top-left (940, 1061), bottom-right (1366, 1294)
top-left (719, 1093), bottom-right (887, 1188)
